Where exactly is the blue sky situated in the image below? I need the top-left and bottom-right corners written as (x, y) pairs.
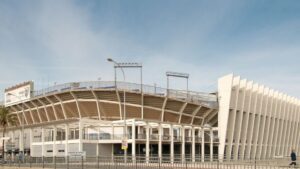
top-left (1, 0), bottom-right (300, 100)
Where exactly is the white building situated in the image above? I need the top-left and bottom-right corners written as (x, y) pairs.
top-left (1, 74), bottom-right (299, 161)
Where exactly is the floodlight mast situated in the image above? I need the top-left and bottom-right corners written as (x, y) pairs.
top-left (166, 71), bottom-right (189, 98)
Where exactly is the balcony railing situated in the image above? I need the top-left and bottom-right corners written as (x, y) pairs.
top-left (31, 81), bottom-right (217, 108)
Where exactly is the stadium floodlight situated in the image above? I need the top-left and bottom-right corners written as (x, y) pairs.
top-left (166, 71), bottom-right (189, 78)
top-left (114, 62), bottom-right (142, 68)
top-left (166, 71), bottom-right (189, 97)
top-left (7, 93), bottom-right (25, 161)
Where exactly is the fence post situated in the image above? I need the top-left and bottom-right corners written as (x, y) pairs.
top-left (114, 156), bottom-right (117, 169)
top-left (81, 155), bottom-right (84, 169)
top-left (18, 157), bottom-right (21, 168)
top-left (255, 158), bottom-right (256, 169)
top-left (30, 156), bottom-right (32, 168)
top-left (97, 155), bottom-right (99, 169)
top-left (67, 156), bottom-right (69, 169)
top-left (54, 156), bottom-right (56, 169)
top-left (42, 156), bottom-right (45, 169)
top-left (135, 156), bottom-right (137, 169)
top-left (185, 159), bottom-right (188, 169)
top-left (159, 157), bottom-right (161, 169)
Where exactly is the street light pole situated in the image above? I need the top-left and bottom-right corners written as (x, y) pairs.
top-left (7, 93), bottom-right (25, 161)
top-left (107, 58), bottom-right (127, 160)
top-left (107, 58), bottom-right (144, 162)
top-left (107, 58), bottom-right (143, 162)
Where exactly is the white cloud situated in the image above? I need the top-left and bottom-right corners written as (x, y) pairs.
top-left (0, 0), bottom-right (300, 101)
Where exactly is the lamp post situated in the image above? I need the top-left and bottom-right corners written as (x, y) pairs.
top-left (7, 93), bottom-right (25, 161)
top-left (107, 58), bottom-right (128, 160)
top-left (107, 58), bottom-right (143, 162)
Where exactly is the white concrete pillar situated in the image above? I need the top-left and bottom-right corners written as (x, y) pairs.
top-left (146, 123), bottom-right (150, 163)
top-left (181, 126), bottom-right (185, 162)
top-left (65, 124), bottom-right (69, 157)
top-left (158, 124), bottom-right (162, 162)
top-left (210, 129), bottom-right (213, 161)
top-left (137, 125), bottom-right (141, 137)
top-left (53, 126), bottom-right (57, 157)
top-left (19, 129), bottom-right (23, 153)
top-left (192, 127), bottom-right (195, 162)
top-left (12, 131), bottom-right (15, 160)
top-left (112, 124), bottom-right (115, 139)
top-left (170, 125), bottom-right (174, 163)
top-left (29, 128), bottom-right (33, 156)
top-left (201, 129), bottom-right (205, 162)
top-left (42, 127), bottom-right (45, 156)
top-left (132, 120), bottom-right (136, 159)
top-left (79, 121), bottom-right (83, 152)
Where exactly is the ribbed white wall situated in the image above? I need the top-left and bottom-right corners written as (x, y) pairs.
top-left (218, 74), bottom-right (300, 160)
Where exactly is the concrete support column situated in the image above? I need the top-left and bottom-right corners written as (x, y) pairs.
top-left (137, 126), bottom-right (140, 137)
top-left (111, 125), bottom-right (114, 160)
top-left (170, 125), bottom-right (174, 163)
top-left (158, 124), bottom-right (162, 163)
top-left (132, 120), bottom-right (136, 160)
top-left (65, 124), bottom-right (69, 157)
top-left (53, 125), bottom-right (57, 157)
top-left (181, 126), bottom-right (185, 162)
top-left (112, 124), bottom-right (115, 139)
top-left (192, 127), bottom-right (195, 162)
top-left (19, 129), bottom-right (23, 154)
top-left (79, 121), bottom-right (83, 152)
top-left (42, 127), bottom-right (45, 157)
top-left (210, 129), bottom-right (213, 161)
top-left (198, 129), bottom-right (201, 160)
top-left (201, 129), bottom-right (205, 162)
top-left (29, 128), bottom-right (33, 156)
top-left (12, 131), bottom-right (15, 160)
top-left (146, 123), bottom-right (150, 163)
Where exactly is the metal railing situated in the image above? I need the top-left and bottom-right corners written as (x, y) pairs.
top-left (31, 81), bottom-right (217, 108)
top-left (1, 155), bottom-right (296, 169)
top-left (33, 133), bottom-right (219, 143)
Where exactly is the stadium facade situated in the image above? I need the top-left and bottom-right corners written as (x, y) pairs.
top-left (1, 74), bottom-right (300, 161)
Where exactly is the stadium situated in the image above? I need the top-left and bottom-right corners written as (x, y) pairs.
top-left (1, 72), bottom-right (300, 162)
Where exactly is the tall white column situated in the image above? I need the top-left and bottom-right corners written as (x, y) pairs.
top-left (210, 129), bottom-right (213, 161)
top-left (158, 124), bottom-right (162, 163)
top-left (19, 129), bottom-right (23, 153)
top-left (65, 124), bottom-right (69, 157)
top-left (181, 126), bottom-right (185, 162)
top-left (29, 128), bottom-right (33, 156)
top-left (132, 120), bottom-right (136, 160)
top-left (201, 129), bottom-right (205, 162)
top-left (42, 127), bottom-right (45, 157)
top-left (192, 127), bottom-right (195, 162)
top-left (146, 123), bottom-right (150, 163)
top-left (53, 126), bottom-right (57, 157)
top-left (79, 121), bottom-right (83, 152)
top-left (12, 131), bottom-right (15, 160)
top-left (170, 125), bottom-right (174, 163)
top-left (112, 124), bottom-right (115, 139)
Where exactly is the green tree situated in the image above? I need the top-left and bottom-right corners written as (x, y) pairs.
top-left (0, 106), bottom-right (17, 159)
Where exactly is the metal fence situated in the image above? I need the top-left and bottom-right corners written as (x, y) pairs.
top-left (30, 81), bottom-right (218, 108)
top-left (1, 155), bottom-right (296, 169)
